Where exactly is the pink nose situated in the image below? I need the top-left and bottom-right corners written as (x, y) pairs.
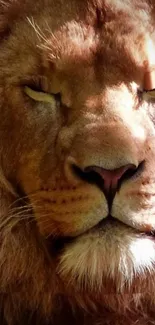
top-left (85, 164), bottom-right (136, 194)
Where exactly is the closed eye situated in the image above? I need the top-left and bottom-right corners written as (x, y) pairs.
top-left (24, 86), bottom-right (60, 104)
top-left (142, 89), bottom-right (155, 102)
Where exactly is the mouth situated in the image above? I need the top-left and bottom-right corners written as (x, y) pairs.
top-left (46, 213), bottom-right (155, 256)
top-left (18, 160), bottom-right (152, 257)
top-left (46, 215), bottom-right (116, 254)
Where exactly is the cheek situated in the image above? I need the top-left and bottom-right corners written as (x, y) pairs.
top-left (112, 180), bottom-right (155, 231)
top-left (29, 184), bottom-right (108, 237)
top-left (112, 151), bottom-right (155, 231)
top-left (16, 131), bottom-right (59, 193)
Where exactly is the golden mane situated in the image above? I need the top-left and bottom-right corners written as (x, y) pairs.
top-left (1, 1), bottom-right (155, 324)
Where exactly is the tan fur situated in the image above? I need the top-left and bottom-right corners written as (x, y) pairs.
top-left (1, 0), bottom-right (155, 324)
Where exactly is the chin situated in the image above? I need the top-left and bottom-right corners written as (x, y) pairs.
top-left (52, 219), bottom-right (155, 325)
top-left (57, 218), bottom-right (155, 293)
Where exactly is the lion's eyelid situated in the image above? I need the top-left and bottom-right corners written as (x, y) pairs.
top-left (142, 89), bottom-right (155, 101)
top-left (24, 86), bottom-right (56, 104)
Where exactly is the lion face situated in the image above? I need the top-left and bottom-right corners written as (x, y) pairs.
top-left (1, 0), bottom-right (155, 299)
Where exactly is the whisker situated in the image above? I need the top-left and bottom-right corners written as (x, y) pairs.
top-left (8, 210), bottom-right (33, 219)
top-left (41, 226), bottom-right (60, 239)
top-left (9, 194), bottom-right (42, 211)
top-left (8, 197), bottom-right (29, 210)
top-left (0, 214), bottom-right (33, 230)
top-left (29, 212), bottom-right (55, 222)
top-left (44, 20), bottom-right (53, 35)
top-left (9, 207), bottom-right (33, 216)
top-left (37, 44), bottom-right (54, 53)
top-left (45, 230), bottom-right (58, 239)
top-left (9, 204), bottom-right (33, 211)
top-left (27, 17), bottom-right (48, 43)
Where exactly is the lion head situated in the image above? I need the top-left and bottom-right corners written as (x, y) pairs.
top-left (1, 0), bottom-right (155, 324)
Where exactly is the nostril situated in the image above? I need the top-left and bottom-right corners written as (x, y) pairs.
top-left (71, 161), bottom-right (144, 210)
top-left (116, 160), bottom-right (144, 189)
top-left (84, 164), bottom-right (137, 194)
top-left (72, 161), bottom-right (144, 192)
top-left (84, 161), bottom-right (144, 194)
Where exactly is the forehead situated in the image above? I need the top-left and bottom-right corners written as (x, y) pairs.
top-left (42, 27), bottom-right (147, 97)
top-left (1, 0), bottom-right (154, 90)
top-left (34, 0), bottom-right (152, 88)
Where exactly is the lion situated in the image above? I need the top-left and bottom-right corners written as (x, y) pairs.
top-left (1, 0), bottom-right (155, 324)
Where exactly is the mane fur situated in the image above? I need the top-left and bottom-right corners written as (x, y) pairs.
top-left (1, 0), bottom-right (155, 324)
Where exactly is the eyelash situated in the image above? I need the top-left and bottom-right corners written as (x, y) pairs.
top-left (137, 88), bottom-right (155, 104)
top-left (23, 76), bottom-right (62, 103)
top-left (25, 79), bottom-right (46, 93)
top-left (24, 78), bottom-right (155, 110)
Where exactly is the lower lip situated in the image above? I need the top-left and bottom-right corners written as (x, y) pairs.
top-left (47, 215), bottom-right (117, 254)
top-left (46, 214), bottom-right (155, 255)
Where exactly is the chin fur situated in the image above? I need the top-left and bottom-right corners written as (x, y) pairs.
top-left (57, 224), bottom-right (155, 323)
top-left (58, 223), bottom-right (155, 293)
top-left (0, 200), bottom-right (155, 324)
